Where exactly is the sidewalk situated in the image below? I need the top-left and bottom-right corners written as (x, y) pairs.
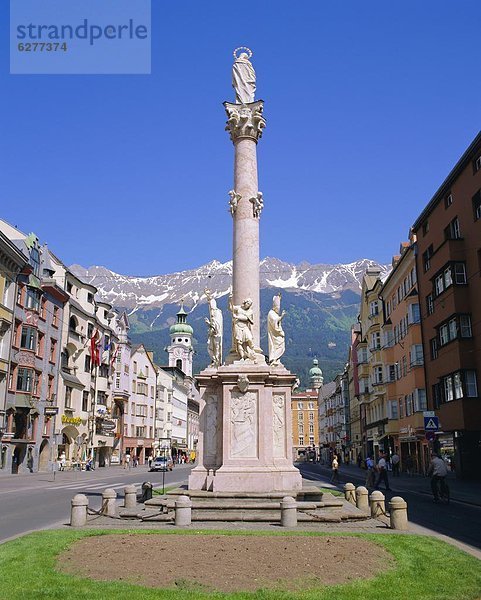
top-left (303, 461), bottom-right (481, 507)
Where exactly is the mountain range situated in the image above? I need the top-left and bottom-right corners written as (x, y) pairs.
top-left (70, 258), bottom-right (390, 385)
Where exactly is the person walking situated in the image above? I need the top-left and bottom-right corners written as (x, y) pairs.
top-left (375, 451), bottom-right (391, 491)
top-left (427, 453), bottom-right (449, 503)
top-left (330, 454), bottom-right (340, 484)
top-left (124, 453), bottom-right (131, 469)
top-left (365, 455), bottom-right (375, 488)
top-left (391, 452), bottom-right (400, 477)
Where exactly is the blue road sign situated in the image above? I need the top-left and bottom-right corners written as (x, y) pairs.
top-left (424, 416), bottom-right (439, 431)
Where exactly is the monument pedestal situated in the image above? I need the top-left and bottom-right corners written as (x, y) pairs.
top-left (189, 362), bottom-right (302, 493)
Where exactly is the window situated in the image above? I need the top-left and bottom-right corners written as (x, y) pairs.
top-left (408, 303), bottom-right (420, 324)
top-left (16, 367), bottom-right (32, 392)
top-left (423, 245), bottom-right (433, 272)
top-left (454, 263), bottom-right (467, 284)
top-left (309, 436), bottom-right (315, 446)
top-left (115, 377), bottom-right (120, 389)
top-left (410, 344), bottom-right (424, 366)
top-left (40, 297), bottom-right (47, 320)
top-left (444, 217), bottom-right (461, 240)
top-left (61, 350), bottom-right (69, 371)
top-left (414, 389), bottom-right (427, 412)
top-left (308, 412), bottom-right (314, 421)
top-left (84, 354), bottom-right (91, 372)
top-left (97, 391), bottom-right (107, 405)
top-left (371, 331), bottom-right (381, 350)
top-left (442, 371), bottom-right (478, 402)
top-left (298, 436), bottom-right (304, 446)
top-left (52, 306), bottom-right (59, 327)
top-left (308, 402), bottom-right (315, 410)
top-left (99, 364), bottom-right (109, 377)
top-left (297, 402), bottom-right (304, 409)
top-left (430, 338), bottom-right (438, 359)
top-left (453, 372), bottom-right (463, 400)
top-left (309, 423), bottom-right (314, 434)
top-left (465, 371), bottom-right (478, 397)
top-left (87, 323), bottom-right (94, 339)
top-left (297, 412), bottom-right (303, 421)
top-left (25, 288), bottom-right (41, 311)
top-left (69, 316), bottom-right (78, 333)
top-left (136, 404), bottom-right (147, 417)
top-left (473, 190), bottom-right (481, 221)
top-left (398, 398), bottom-right (404, 419)
top-left (439, 323), bottom-right (449, 346)
top-left (373, 365), bottom-right (383, 384)
top-left (460, 315), bottom-right (472, 338)
top-left (443, 376), bottom-right (454, 402)
top-left (16, 285), bottom-right (23, 306)
top-left (87, 292), bottom-right (94, 303)
top-left (405, 393), bottom-right (413, 416)
top-left (49, 338), bottom-right (57, 363)
top-left (445, 193), bottom-right (453, 208)
top-left (136, 426), bottom-right (146, 438)
top-left (427, 294), bottom-right (434, 316)
top-left (448, 317), bottom-right (457, 341)
top-left (131, 402), bottom-right (136, 416)
top-left (388, 364), bottom-right (396, 382)
top-left (435, 273), bottom-right (444, 296)
top-left (65, 386), bottom-right (73, 408)
top-left (20, 326), bottom-right (37, 351)
top-left (29, 246), bottom-right (40, 277)
top-left (387, 400), bottom-right (398, 419)
top-left (66, 282), bottom-right (73, 294)
top-left (133, 361), bottom-right (137, 374)
top-left (82, 391), bottom-right (89, 412)
top-left (434, 263), bottom-right (466, 297)
top-left (369, 301), bottom-right (379, 316)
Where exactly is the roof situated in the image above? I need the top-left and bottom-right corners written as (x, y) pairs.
top-left (412, 130), bottom-right (481, 231)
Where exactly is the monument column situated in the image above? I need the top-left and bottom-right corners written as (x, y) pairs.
top-left (224, 100), bottom-right (266, 351)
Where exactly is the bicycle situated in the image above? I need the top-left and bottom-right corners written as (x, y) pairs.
top-left (432, 476), bottom-right (450, 504)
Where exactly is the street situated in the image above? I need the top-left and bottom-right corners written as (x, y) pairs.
top-left (0, 464), bottom-right (193, 542)
top-left (298, 461), bottom-right (481, 552)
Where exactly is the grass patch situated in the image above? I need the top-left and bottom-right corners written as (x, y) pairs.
top-left (318, 487), bottom-right (343, 497)
top-left (153, 484), bottom-right (180, 496)
top-left (0, 529), bottom-right (480, 599)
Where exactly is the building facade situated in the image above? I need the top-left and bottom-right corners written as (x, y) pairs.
top-left (291, 359), bottom-right (322, 460)
top-left (412, 132), bottom-right (481, 478)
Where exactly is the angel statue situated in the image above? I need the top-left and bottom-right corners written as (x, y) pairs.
top-left (268, 293), bottom-right (286, 366)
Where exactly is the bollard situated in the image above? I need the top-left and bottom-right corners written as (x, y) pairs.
top-left (70, 494), bottom-right (88, 527)
top-left (355, 486), bottom-right (369, 513)
top-left (369, 490), bottom-right (385, 518)
top-left (389, 496), bottom-right (408, 530)
top-left (280, 496), bottom-right (298, 527)
top-left (344, 483), bottom-right (356, 505)
top-left (124, 484), bottom-right (137, 509)
top-left (141, 481), bottom-right (153, 503)
top-left (102, 488), bottom-right (118, 518)
top-left (175, 495), bottom-right (192, 526)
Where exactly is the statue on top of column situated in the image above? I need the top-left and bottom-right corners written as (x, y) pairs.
top-left (268, 293), bottom-right (286, 366)
top-left (232, 47), bottom-right (256, 104)
top-left (205, 288), bottom-right (223, 368)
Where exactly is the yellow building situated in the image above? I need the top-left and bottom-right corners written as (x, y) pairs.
top-left (291, 359), bottom-right (323, 461)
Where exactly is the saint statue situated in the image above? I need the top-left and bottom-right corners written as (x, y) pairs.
top-left (229, 294), bottom-right (256, 360)
top-left (205, 289), bottom-right (223, 368)
top-left (232, 48), bottom-right (256, 104)
top-left (268, 293), bottom-right (286, 366)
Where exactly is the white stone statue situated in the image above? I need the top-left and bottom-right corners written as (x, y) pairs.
top-left (249, 191), bottom-right (264, 218)
top-left (268, 293), bottom-right (286, 366)
top-left (205, 289), bottom-right (223, 368)
top-left (228, 190), bottom-right (241, 216)
top-left (232, 47), bottom-right (256, 104)
top-left (229, 294), bottom-right (256, 360)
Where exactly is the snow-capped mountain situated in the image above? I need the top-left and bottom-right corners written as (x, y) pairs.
top-left (70, 257), bottom-right (390, 312)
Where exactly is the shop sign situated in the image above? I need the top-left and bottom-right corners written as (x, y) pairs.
top-left (61, 415), bottom-right (82, 425)
top-left (45, 407), bottom-right (59, 416)
top-left (100, 419), bottom-right (116, 432)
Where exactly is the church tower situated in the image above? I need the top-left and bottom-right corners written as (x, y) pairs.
top-left (167, 302), bottom-right (194, 376)
top-left (309, 358), bottom-right (324, 390)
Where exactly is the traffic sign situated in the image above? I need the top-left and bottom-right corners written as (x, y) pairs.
top-left (424, 416), bottom-right (439, 431)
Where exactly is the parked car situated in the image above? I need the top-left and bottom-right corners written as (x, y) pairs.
top-left (149, 456), bottom-right (173, 472)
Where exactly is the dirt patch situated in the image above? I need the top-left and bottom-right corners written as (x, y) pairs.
top-left (58, 533), bottom-right (393, 592)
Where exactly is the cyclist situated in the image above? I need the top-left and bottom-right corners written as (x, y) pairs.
top-left (427, 453), bottom-right (449, 503)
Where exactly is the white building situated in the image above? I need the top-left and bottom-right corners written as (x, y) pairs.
top-left (124, 344), bottom-right (156, 465)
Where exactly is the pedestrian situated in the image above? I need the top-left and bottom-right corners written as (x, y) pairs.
top-left (365, 455), bottom-right (375, 488)
top-left (375, 451), bottom-right (391, 491)
top-left (406, 455), bottom-right (414, 477)
top-left (148, 455), bottom-right (153, 469)
top-left (330, 454), bottom-right (340, 484)
top-left (124, 453), bottom-right (131, 469)
top-left (427, 453), bottom-right (449, 503)
top-left (391, 452), bottom-right (400, 477)
top-left (357, 452), bottom-right (362, 469)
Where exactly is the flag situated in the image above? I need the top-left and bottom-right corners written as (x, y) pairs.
top-left (90, 329), bottom-right (102, 366)
top-left (110, 343), bottom-right (118, 368)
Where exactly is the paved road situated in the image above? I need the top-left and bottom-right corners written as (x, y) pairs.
top-left (0, 464), bottom-right (193, 542)
top-left (298, 462), bottom-right (481, 552)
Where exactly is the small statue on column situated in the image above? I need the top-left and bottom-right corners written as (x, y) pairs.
top-left (229, 294), bottom-right (256, 361)
top-left (205, 289), bottom-right (223, 368)
top-left (232, 47), bottom-right (256, 104)
top-left (268, 293), bottom-right (286, 366)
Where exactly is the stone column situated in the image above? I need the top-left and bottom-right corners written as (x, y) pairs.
top-left (224, 101), bottom-right (266, 355)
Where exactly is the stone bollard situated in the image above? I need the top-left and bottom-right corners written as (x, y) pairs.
top-left (124, 484), bottom-right (137, 509)
top-left (355, 486), bottom-right (369, 513)
top-left (175, 495), bottom-right (192, 526)
top-left (389, 496), bottom-right (408, 530)
top-left (280, 496), bottom-right (298, 527)
top-left (369, 490), bottom-right (385, 518)
top-left (70, 494), bottom-right (88, 527)
top-left (344, 483), bottom-right (356, 505)
top-left (102, 488), bottom-right (118, 518)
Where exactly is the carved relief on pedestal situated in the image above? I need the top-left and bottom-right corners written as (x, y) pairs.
top-left (224, 100), bottom-right (266, 143)
top-left (249, 192), bottom-right (264, 218)
top-left (230, 389), bottom-right (257, 459)
top-left (272, 394), bottom-right (286, 458)
top-left (204, 394), bottom-right (219, 459)
top-left (228, 190), bottom-right (241, 216)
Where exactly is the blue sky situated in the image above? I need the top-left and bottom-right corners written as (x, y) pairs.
top-left (1, 1), bottom-right (480, 276)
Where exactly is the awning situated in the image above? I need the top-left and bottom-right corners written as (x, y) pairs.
top-left (60, 371), bottom-right (85, 389)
